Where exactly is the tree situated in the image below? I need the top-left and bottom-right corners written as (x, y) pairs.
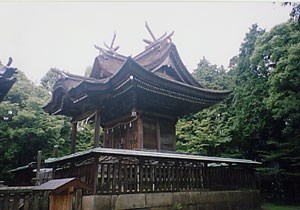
top-left (176, 57), bottom-right (233, 157)
top-left (40, 68), bottom-right (62, 91)
top-left (192, 57), bottom-right (228, 90)
top-left (283, 2), bottom-right (300, 22)
top-left (250, 21), bottom-right (300, 201)
top-left (0, 70), bottom-right (72, 183)
top-left (228, 24), bottom-right (268, 161)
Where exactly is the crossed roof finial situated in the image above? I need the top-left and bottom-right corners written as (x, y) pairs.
top-left (94, 31), bottom-right (120, 54)
top-left (143, 21), bottom-right (174, 46)
top-left (104, 31), bottom-right (120, 52)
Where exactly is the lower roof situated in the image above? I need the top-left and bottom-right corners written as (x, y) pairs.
top-left (45, 147), bottom-right (261, 165)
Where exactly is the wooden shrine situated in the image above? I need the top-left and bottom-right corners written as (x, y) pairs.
top-left (44, 25), bottom-right (230, 153)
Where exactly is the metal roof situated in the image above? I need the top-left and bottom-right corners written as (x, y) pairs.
top-left (45, 148), bottom-right (261, 165)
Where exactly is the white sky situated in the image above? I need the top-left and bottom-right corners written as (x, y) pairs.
top-left (0, 2), bottom-right (290, 83)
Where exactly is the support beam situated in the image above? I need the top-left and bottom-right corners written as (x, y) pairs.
top-left (94, 110), bottom-right (101, 148)
top-left (71, 122), bottom-right (78, 154)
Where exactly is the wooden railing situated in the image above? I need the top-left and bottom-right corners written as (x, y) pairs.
top-left (0, 187), bottom-right (83, 210)
top-left (95, 162), bottom-right (255, 194)
top-left (0, 187), bottom-right (49, 210)
top-left (54, 163), bottom-right (94, 186)
top-left (53, 156), bottom-right (256, 195)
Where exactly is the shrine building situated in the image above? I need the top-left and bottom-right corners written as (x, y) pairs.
top-left (43, 29), bottom-right (230, 153)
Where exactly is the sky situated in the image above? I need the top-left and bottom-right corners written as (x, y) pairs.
top-left (0, 1), bottom-right (291, 84)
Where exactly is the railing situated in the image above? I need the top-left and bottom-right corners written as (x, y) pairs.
top-left (53, 156), bottom-right (256, 195)
top-left (95, 162), bottom-right (255, 194)
top-left (0, 187), bottom-right (83, 210)
top-left (54, 163), bottom-right (94, 186)
top-left (0, 187), bottom-right (49, 210)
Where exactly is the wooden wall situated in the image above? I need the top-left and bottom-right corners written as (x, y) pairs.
top-left (103, 117), bottom-right (139, 150)
top-left (103, 114), bottom-right (176, 151)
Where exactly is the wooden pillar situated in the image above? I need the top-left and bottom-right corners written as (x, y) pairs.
top-left (93, 154), bottom-right (99, 194)
top-left (36, 150), bottom-right (42, 185)
top-left (53, 145), bottom-right (59, 158)
top-left (137, 117), bottom-right (143, 149)
top-left (37, 150), bottom-right (42, 172)
top-left (71, 122), bottom-right (77, 154)
top-left (94, 110), bottom-right (101, 148)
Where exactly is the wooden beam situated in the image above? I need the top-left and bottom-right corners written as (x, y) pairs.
top-left (71, 122), bottom-right (77, 154)
top-left (94, 110), bottom-right (101, 148)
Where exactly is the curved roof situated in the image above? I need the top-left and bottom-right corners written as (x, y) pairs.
top-left (44, 34), bottom-right (231, 122)
top-left (44, 57), bottom-right (230, 122)
top-left (134, 38), bottom-right (201, 87)
top-left (90, 37), bottom-right (201, 87)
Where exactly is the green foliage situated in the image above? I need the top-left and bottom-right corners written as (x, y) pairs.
top-left (76, 122), bottom-right (96, 151)
top-left (177, 103), bottom-right (232, 156)
top-left (177, 21), bottom-right (300, 201)
top-left (40, 68), bottom-right (61, 91)
top-left (0, 70), bottom-right (73, 182)
top-left (192, 57), bottom-right (229, 90)
top-left (250, 22), bottom-right (300, 189)
top-left (0, 66), bottom-right (102, 183)
top-left (177, 56), bottom-right (233, 157)
top-left (229, 24), bottom-right (270, 160)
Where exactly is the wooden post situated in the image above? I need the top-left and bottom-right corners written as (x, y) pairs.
top-left (71, 122), bottom-right (78, 153)
top-left (37, 150), bottom-right (42, 172)
top-left (93, 155), bottom-right (99, 194)
top-left (94, 110), bottom-right (101, 148)
top-left (53, 145), bottom-right (59, 158)
top-left (36, 150), bottom-right (42, 185)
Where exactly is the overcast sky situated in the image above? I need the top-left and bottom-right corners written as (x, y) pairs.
top-left (0, 2), bottom-right (290, 83)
